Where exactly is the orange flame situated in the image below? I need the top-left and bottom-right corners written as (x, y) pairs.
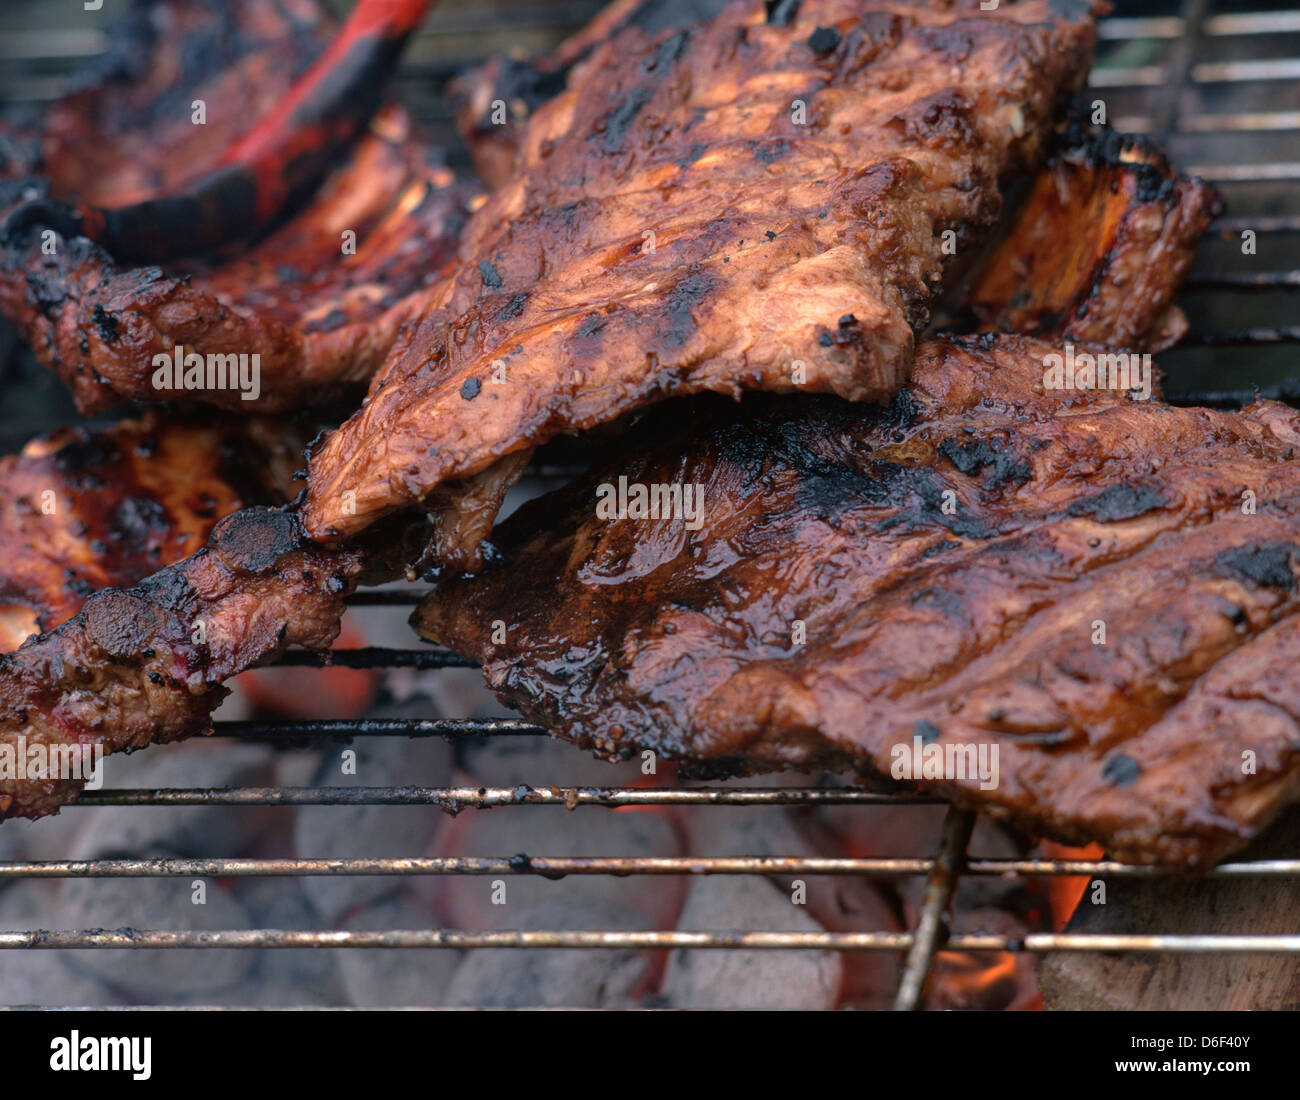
top-left (1041, 841), bottom-right (1105, 932)
top-left (929, 950), bottom-right (1037, 1010)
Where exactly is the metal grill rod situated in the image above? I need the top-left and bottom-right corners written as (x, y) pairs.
top-left (1101, 11), bottom-right (1300, 36)
top-left (1159, 382), bottom-right (1300, 406)
top-left (894, 807), bottom-right (975, 1010)
top-left (1188, 164), bottom-right (1300, 182)
top-left (7, 854), bottom-right (1297, 878)
top-left (275, 647), bottom-right (472, 668)
top-left (71, 784), bottom-right (936, 809)
top-left (1186, 271), bottom-right (1300, 288)
top-left (5, 928), bottom-right (1299, 953)
top-left (211, 718), bottom-right (544, 739)
top-left (1178, 324), bottom-right (1300, 344)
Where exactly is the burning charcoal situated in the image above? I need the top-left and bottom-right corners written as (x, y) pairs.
top-left (337, 896), bottom-right (461, 1007)
top-left (294, 733), bottom-right (453, 922)
top-left (385, 663), bottom-right (498, 717)
top-left (0, 881), bottom-right (116, 1006)
top-left (456, 729), bottom-right (647, 789)
top-left (0, 820), bottom-right (22, 872)
top-left (431, 805), bottom-right (683, 932)
top-left (682, 807), bottom-right (900, 1008)
top-left (443, 899), bottom-right (649, 1008)
top-left (816, 795), bottom-right (1034, 924)
top-left (664, 875), bottom-right (842, 1009)
top-left (935, 907), bottom-right (1040, 1011)
top-left (55, 858), bottom-right (257, 999)
top-left (229, 878), bottom-right (346, 1008)
top-left (2, 803), bottom-right (102, 862)
top-left (65, 741), bottom-right (276, 861)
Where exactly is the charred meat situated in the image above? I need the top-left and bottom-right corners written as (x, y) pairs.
top-left (0, 507), bottom-right (411, 822)
top-left (4, 0), bottom-right (433, 264)
top-left (417, 335), bottom-right (1300, 868)
top-left (3, 0), bottom-right (329, 210)
top-left (0, 0), bottom-right (476, 414)
top-left (305, 0), bottom-right (1102, 551)
top-left (0, 413), bottom-right (306, 653)
top-left (449, 0), bottom-right (734, 189)
top-left (961, 118), bottom-right (1222, 353)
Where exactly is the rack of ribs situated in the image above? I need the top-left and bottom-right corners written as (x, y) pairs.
top-left (0, 412), bottom-right (308, 653)
top-left (415, 333), bottom-right (1300, 869)
top-left (304, 0), bottom-right (1104, 558)
top-left (0, 0), bottom-right (476, 414)
top-left (0, 507), bottom-right (415, 822)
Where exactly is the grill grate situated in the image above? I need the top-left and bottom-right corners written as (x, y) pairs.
top-left (1, 0), bottom-right (1300, 1011)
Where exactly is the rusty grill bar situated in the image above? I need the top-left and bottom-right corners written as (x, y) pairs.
top-left (1, 0), bottom-right (1299, 1011)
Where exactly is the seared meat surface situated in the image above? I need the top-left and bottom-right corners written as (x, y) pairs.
top-left (417, 335), bottom-right (1300, 868)
top-left (0, 0), bottom-right (476, 414)
top-left (305, 0), bottom-right (1101, 549)
top-left (0, 508), bottom-right (408, 822)
top-left (449, 0), bottom-right (733, 189)
top-left (962, 120), bottom-right (1222, 353)
top-left (0, 413), bottom-right (305, 653)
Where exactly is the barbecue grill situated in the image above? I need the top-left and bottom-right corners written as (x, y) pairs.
top-left (1, 0), bottom-right (1298, 1011)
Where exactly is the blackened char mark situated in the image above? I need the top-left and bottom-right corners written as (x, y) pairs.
top-left (210, 507), bottom-right (302, 574)
top-left (600, 89), bottom-right (653, 153)
top-left (497, 293), bottom-right (528, 322)
top-left (25, 269), bottom-right (67, 317)
top-left (646, 28), bottom-right (691, 73)
top-left (80, 588), bottom-right (171, 661)
top-left (663, 269), bottom-right (714, 348)
top-left (110, 496), bottom-right (169, 545)
top-left (91, 304), bottom-right (119, 341)
top-left (1055, 111), bottom-right (1181, 204)
top-left (674, 143), bottom-right (707, 169)
top-left (597, 29), bottom-right (691, 154)
top-left (1101, 753), bottom-right (1141, 787)
top-left (752, 139), bottom-right (790, 164)
top-left (878, 386), bottom-right (920, 433)
top-left (937, 436), bottom-right (1032, 490)
top-left (914, 719), bottom-right (941, 744)
top-left (493, 58), bottom-right (572, 116)
top-left (807, 27), bottom-right (842, 53)
top-left (865, 461), bottom-right (997, 540)
top-left (1066, 482), bottom-right (1171, 522)
top-left (1215, 544), bottom-right (1299, 590)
